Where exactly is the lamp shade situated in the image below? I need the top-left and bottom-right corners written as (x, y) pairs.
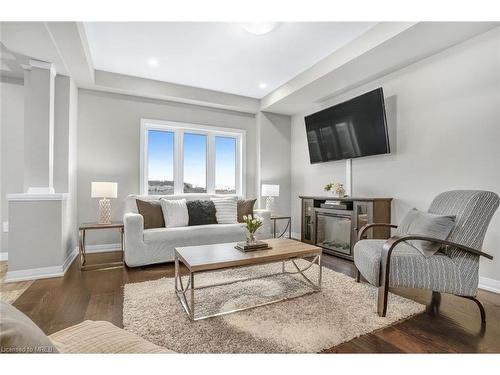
top-left (91, 182), bottom-right (117, 198)
top-left (261, 184), bottom-right (279, 197)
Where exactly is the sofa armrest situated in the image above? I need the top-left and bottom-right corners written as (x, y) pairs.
top-left (124, 213), bottom-right (144, 243)
top-left (253, 209), bottom-right (272, 239)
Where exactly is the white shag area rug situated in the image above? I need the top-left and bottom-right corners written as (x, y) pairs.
top-left (123, 261), bottom-right (424, 353)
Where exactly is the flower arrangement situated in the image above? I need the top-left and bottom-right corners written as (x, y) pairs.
top-left (324, 182), bottom-right (345, 197)
top-left (242, 214), bottom-right (263, 244)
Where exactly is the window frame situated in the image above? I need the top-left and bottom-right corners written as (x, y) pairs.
top-left (140, 118), bottom-right (245, 196)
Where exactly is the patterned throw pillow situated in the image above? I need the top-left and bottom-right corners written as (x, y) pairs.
top-left (159, 198), bottom-right (189, 228)
top-left (186, 200), bottom-right (218, 226)
top-left (210, 196), bottom-right (238, 224)
top-left (237, 199), bottom-right (257, 223)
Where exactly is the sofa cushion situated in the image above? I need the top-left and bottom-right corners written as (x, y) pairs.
top-left (0, 301), bottom-right (58, 353)
top-left (211, 196), bottom-right (238, 224)
top-left (186, 200), bottom-right (217, 226)
top-left (143, 223), bottom-right (246, 244)
top-left (136, 199), bottom-right (165, 229)
top-left (160, 198), bottom-right (189, 228)
top-left (49, 320), bottom-right (173, 353)
top-left (237, 199), bottom-right (257, 223)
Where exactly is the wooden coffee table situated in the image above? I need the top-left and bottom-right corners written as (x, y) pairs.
top-left (174, 238), bottom-right (322, 321)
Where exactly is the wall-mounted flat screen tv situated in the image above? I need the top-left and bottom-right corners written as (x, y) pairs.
top-left (305, 87), bottom-right (389, 163)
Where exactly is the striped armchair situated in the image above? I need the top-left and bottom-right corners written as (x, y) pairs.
top-left (353, 190), bottom-right (499, 321)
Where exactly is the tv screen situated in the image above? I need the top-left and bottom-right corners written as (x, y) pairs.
top-left (305, 88), bottom-right (389, 163)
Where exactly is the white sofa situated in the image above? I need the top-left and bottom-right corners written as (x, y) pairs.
top-left (123, 194), bottom-right (271, 267)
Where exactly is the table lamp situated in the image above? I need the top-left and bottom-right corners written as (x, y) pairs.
top-left (261, 184), bottom-right (279, 215)
top-left (91, 182), bottom-right (118, 224)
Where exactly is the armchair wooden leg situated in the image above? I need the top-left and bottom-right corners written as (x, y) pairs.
top-left (377, 284), bottom-right (389, 317)
top-left (427, 291), bottom-right (441, 316)
top-left (460, 296), bottom-right (486, 324)
top-left (355, 269), bottom-right (360, 283)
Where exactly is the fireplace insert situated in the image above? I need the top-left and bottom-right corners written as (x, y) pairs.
top-left (315, 209), bottom-right (355, 257)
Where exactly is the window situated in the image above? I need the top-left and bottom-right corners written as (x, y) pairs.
top-left (183, 133), bottom-right (207, 193)
top-left (215, 136), bottom-right (236, 194)
top-left (141, 119), bottom-right (245, 196)
top-left (147, 130), bottom-right (174, 195)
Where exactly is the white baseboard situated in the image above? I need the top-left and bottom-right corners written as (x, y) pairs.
top-left (0, 252), bottom-right (8, 261)
top-left (5, 247), bottom-right (78, 283)
top-left (84, 243), bottom-right (121, 253)
top-left (479, 276), bottom-right (500, 294)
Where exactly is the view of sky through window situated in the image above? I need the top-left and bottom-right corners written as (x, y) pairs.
top-left (147, 128), bottom-right (238, 195)
top-left (183, 133), bottom-right (207, 192)
top-left (148, 130), bottom-right (174, 194)
top-left (215, 136), bottom-right (236, 194)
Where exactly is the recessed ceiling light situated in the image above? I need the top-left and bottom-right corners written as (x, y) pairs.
top-left (258, 82), bottom-right (267, 89)
top-left (148, 57), bottom-right (159, 67)
top-left (241, 23), bottom-right (278, 35)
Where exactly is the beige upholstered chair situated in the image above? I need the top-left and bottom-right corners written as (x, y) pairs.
top-left (354, 190), bottom-right (499, 321)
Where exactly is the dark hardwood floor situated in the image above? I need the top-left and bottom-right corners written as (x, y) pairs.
top-left (11, 251), bottom-right (500, 353)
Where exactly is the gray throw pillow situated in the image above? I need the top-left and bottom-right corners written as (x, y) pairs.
top-left (397, 208), bottom-right (455, 257)
top-left (0, 301), bottom-right (58, 353)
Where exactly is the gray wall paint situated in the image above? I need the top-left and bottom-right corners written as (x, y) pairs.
top-left (290, 28), bottom-right (500, 282)
top-left (258, 112), bottom-right (292, 233)
top-left (1, 76), bottom-right (78, 263)
top-left (0, 81), bottom-right (24, 253)
top-left (78, 90), bottom-right (258, 245)
top-left (8, 200), bottom-right (66, 271)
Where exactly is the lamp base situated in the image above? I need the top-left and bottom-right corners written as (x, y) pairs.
top-left (98, 198), bottom-right (112, 224)
top-left (265, 196), bottom-right (275, 215)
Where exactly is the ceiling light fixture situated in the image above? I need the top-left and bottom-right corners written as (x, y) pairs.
top-left (148, 57), bottom-right (159, 67)
top-left (241, 22), bottom-right (278, 35)
top-left (258, 82), bottom-right (267, 89)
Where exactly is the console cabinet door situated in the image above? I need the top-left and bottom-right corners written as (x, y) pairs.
top-left (301, 199), bottom-right (315, 244)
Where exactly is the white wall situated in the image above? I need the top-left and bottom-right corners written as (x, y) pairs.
top-left (78, 89), bottom-right (258, 245)
top-left (0, 79), bottom-right (24, 255)
top-left (54, 76), bottom-right (79, 259)
top-left (290, 27), bottom-right (500, 283)
top-left (257, 112), bottom-right (292, 233)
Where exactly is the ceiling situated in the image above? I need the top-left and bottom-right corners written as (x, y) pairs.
top-left (83, 22), bottom-right (376, 98)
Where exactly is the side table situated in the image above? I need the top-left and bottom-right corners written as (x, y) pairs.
top-left (79, 222), bottom-right (124, 271)
top-left (270, 215), bottom-right (292, 239)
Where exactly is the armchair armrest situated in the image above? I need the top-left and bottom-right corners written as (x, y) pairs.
top-left (377, 234), bottom-right (493, 316)
top-left (382, 235), bottom-right (493, 260)
top-left (357, 223), bottom-right (398, 241)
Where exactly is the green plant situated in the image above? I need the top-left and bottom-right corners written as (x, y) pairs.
top-left (242, 214), bottom-right (263, 234)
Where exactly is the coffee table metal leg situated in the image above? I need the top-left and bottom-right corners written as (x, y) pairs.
top-left (190, 272), bottom-right (195, 320)
top-left (174, 255), bottom-right (179, 292)
top-left (318, 253), bottom-right (323, 290)
top-left (175, 254), bottom-right (323, 321)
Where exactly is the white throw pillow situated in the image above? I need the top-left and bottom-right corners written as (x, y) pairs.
top-left (211, 196), bottom-right (238, 224)
top-left (159, 198), bottom-right (189, 228)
